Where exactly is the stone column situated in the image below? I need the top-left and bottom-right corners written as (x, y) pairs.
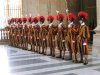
top-left (96, 0), bottom-right (100, 31)
top-left (92, 0), bottom-right (100, 57)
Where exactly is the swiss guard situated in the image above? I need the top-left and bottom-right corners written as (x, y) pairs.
top-left (47, 15), bottom-right (55, 56)
top-left (18, 18), bottom-right (24, 48)
top-left (9, 18), bottom-right (13, 46)
top-left (56, 11), bottom-right (64, 58)
top-left (31, 17), bottom-right (39, 52)
top-left (23, 17), bottom-right (30, 50)
top-left (11, 18), bottom-right (16, 47)
top-left (77, 11), bottom-right (90, 65)
top-left (66, 13), bottom-right (78, 62)
top-left (22, 17), bottom-right (27, 49)
top-left (39, 16), bottom-right (48, 55)
top-left (6, 19), bottom-right (11, 41)
top-left (34, 16), bottom-right (41, 53)
top-left (28, 17), bottom-right (33, 51)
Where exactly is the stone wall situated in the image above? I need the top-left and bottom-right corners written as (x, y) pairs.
top-left (22, 0), bottom-right (67, 24)
top-left (67, 0), bottom-right (79, 16)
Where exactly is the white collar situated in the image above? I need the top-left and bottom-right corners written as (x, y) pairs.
top-left (49, 23), bottom-right (53, 28)
top-left (59, 23), bottom-right (62, 25)
top-left (40, 23), bottom-right (44, 27)
top-left (81, 22), bottom-right (85, 26)
top-left (30, 24), bottom-right (32, 26)
top-left (33, 23), bottom-right (38, 26)
top-left (68, 22), bottom-right (73, 28)
top-left (58, 23), bottom-right (62, 28)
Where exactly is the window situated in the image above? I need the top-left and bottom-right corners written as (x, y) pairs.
top-left (0, 0), bottom-right (22, 29)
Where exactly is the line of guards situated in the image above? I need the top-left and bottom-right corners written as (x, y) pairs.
top-left (5, 11), bottom-right (90, 65)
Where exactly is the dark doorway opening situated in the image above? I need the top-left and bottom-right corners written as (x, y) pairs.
top-left (67, 0), bottom-right (97, 44)
top-left (80, 0), bottom-right (97, 44)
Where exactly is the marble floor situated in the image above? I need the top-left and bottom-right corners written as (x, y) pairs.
top-left (0, 45), bottom-right (100, 75)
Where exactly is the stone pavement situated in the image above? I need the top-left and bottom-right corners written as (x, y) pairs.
top-left (0, 45), bottom-right (100, 75)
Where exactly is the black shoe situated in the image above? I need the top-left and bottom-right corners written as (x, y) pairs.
top-left (83, 62), bottom-right (88, 65)
top-left (30, 49), bottom-right (32, 51)
top-left (62, 57), bottom-right (64, 59)
top-left (48, 54), bottom-right (51, 56)
top-left (78, 60), bottom-right (83, 63)
top-left (73, 60), bottom-right (78, 63)
top-left (43, 53), bottom-right (46, 55)
top-left (67, 58), bottom-right (72, 60)
top-left (38, 52), bottom-right (41, 54)
top-left (52, 55), bottom-right (55, 57)
top-left (56, 56), bottom-right (61, 58)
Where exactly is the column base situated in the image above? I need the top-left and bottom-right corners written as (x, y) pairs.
top-left (92, 31), bottom-right (100, 57)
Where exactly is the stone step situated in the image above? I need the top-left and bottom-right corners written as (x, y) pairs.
top-left (0, 40), bottom-right (9, 44)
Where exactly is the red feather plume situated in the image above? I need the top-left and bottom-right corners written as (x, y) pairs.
top-left (32, 17), bottom-right (39, 22)
top-left (14, 18), bottom-right (16, 22)
top-left (15, 18), bottom-right (18, 21)
top-left (27, 17), bottom-right (32, 22)
top-left (39, 16), bottom-right (45, 20)
top-left (78, 11), bottom-right (88, 20)
top-left (22, 17), bottom-right (27, 22)
top-left (18, 18), bottom-right (22, 22)
top-left (47, 15), bottom-right (54, 21)
top-left (66, 13), bottom-right (76, 20)
top-left (11, 18), bottom-right (15, 22)
top-left (56, 13), bottom-right (64, 20)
